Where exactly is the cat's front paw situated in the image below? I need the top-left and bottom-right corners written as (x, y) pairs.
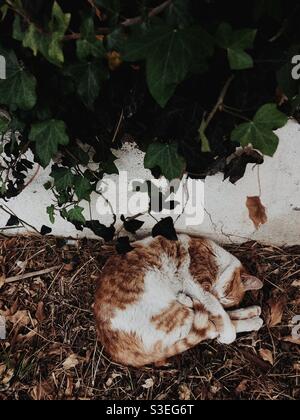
top-left (218, 323), bottom-right (236, 345)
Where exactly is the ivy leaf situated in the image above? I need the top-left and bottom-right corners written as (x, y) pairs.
top-left (6, 215), bottom-right (20, 227)
top-left (40, 225), bottom-right (52, 236)
top-left (48, 1), bottom-right (71, 64)
top-left (21, 2), bottom-right (71, 65)
top-left (50, 167), bottom-right (74, 191)
top-left (102, 153), bottom-right (119, 175)
top-left (152, 217), bottom-right (178, 241)
top-left (167, 0), bottom-right (193, 27)
top-left (0, 4), bottom-right (8, 21)
top-left (124, 26), bottom-right (213, 107)
top-left (47, 205), bottom-right (55, 224)
top-left (121, 215), bottom-right (144, 234)
top-left (66, 62), bottom-right (108, 108)
top-left (23, 24), bottom-right (40, 56)
top-left (86, 220), bottom-right (116, 242)
top-left (116, 237), bottom-right (134, 255)
top-left (29, 119), bottom-right (69, 167)
top-left (227, 49), bottom-right (253, 71)
top-left (76, 17), bottom-right (106, 62)
top-left (0, 115), bottom-right (10, 134)
top-left (95, 0), bottom-right (120, 15)
top-left (224, 149), bottom-right (264, 184)
top-left (144, 143), bottom-right (186, 181)
top-left (231, 104), bottom-right (288, 156)
top-left (216, 23), bottom-right (257, 70)
top-left (0, 48), bottom-right (37, 110)
top-left (74, 175), bottom-right (93, 201)
top-left (67, 206), bottom-right (86, 224)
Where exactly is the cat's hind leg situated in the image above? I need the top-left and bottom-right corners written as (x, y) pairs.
top-left (231, 317), bottom-right (264, 333)
top-left (227, 306), bottom-right (262, 320)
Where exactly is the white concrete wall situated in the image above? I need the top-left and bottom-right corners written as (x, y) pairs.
top-left (0, 120), bottom-right (299, 246)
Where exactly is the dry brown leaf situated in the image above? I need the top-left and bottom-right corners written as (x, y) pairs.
top-left (35, 302), bottom-right (46, 323)
top-left (246, 196), bottom-right (268, 230)
top-left (291, 280), bottom-right (300, 287)
top-left (282, 336), bottom-right (300, 345)
top-left (0, 364), bottom-right (7, 376)
top-left (1, 368), bottom-right (14, 385)
top-left (235, 379), bottom-right (248, 394)
top-left (259, 348), bottom-right (274, 365)
top-left (179, 384), bottom-right (191, 400)
top-left (65, 376), bottom-right (74, 398)
top-left (267, 295), bottom-right (286, 327)
top-left (30, 380), bottom-right (54, 400)
top-left (63, 354), bottom-right (80, 370)
top-left (0, 275), bottom-right (6, 289)
top-left (106, 373), bottom-right (121, 387)
top-left (142, 378), bottom-right (154, 389)
top-left (6, 310), bottom-right (31, 328)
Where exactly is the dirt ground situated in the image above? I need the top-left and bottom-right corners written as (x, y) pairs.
top-left (0, 235), bottom-right (300, 400)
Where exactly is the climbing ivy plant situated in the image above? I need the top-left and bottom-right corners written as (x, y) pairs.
top-left (0, 0), bottom-right (299, 238)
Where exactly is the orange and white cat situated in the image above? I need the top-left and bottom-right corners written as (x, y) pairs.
top-left (94, 234), bottom-right (263, 367)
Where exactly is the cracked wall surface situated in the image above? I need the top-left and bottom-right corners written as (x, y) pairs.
top-left (0, 120), bottom-right (299, 246)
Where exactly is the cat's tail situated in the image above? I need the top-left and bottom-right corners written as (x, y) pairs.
top-left (144, 302), bottom-right (218, 367)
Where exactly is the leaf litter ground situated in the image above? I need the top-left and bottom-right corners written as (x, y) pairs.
top-left (0, 235), bottom-right (299, 400)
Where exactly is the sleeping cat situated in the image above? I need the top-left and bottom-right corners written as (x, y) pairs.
top-left (94, 234), bottom-right (263, 367)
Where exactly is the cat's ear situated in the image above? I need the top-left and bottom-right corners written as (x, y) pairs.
top-left (242, 274), bottom-right (263, 291)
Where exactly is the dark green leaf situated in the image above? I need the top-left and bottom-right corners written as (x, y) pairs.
top-left (40, 225), bottom-right (52, 235)
top-left (216, 23), bottom-right (256, 70)
top-left (74, 175), bottom-right (93, 201)
top-left (50, 167), bottom-right (74, 190)
top-left (47, 205), bottom-right (56, 224)
top-left (6, 215), bottom-right (20, 227)
top-left (66, 61), bottom-right (109, 108)
top-left (231, 104), bottom-right (288, 156)
top-left (122, 217), bottom-right (144, 234)
top-left (67, 206), bottom-right (86, 224)
top-left (152, 217), bottom-right (178, 241)
top-left (125, 26), bottom-right (213, 107)
top-left (144, 143), bottom-right (186, 181)
top-left (116, 237), bottom-right (134, 255)
top-left (86, 220), bottom-right (115, 242)
top-left (29, 120), bottom-right (69, 167)
top-left (0, 48), bottom-right (37, 110)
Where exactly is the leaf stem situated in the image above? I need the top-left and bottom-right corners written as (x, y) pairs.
top-left (223, 106), bottom-right (251, 122)
top-left (205, 75), bottom-right (235, 129)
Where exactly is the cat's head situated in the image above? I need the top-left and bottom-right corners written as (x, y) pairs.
top-left (217, 267), bottom-right (263, 308)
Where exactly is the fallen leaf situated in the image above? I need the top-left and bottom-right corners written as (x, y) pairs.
top-left (246, 196), bottom-right (268, 229)
top-left (106, 373), bottom-right (121, 387)
top-left (179, 384), bottom-right (191, 400)
top-left (142, 378), bottom-right (154, 389)
top-left (267, 295), bottom-right (286, 327)
top-left (1, 368), bottom-right (14, 385)
top-left (35, 302), bottom-right (46, 323)
top-left (63, 354), bottom-right (79, 370)
top-left (282, 336), bottom-right (300, 345)
top-left (6, 310), bottom-right (31, 328)
top-left (293, 363), bottom-right (300, 371)
top-left (291, 280), bottom-right (300, 287)
top-left (259, 349), bottom-right (274, 365)
top-left (65, 376), bottom-right (74, 398)
top-left (0, 364), bottom-right (7, 376)
top-left (30, 380), bottom-right (54, 400)
top-left (0, 276), bottom-right (6, 289)
top-left (235, 379), bottom-right (248, 394)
